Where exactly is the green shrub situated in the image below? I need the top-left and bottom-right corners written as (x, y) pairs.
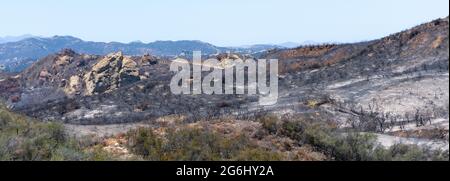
top-left (234, 148), bottom-right (284, 161)
top-left (259, 115), bottom-right (280, 134)
top-left (275, 117), bottom-right (448, 161)
top-left (127, 128), bottom-right (164, 160)
top-left (126, 127), bottom-right (284, 161)
top-left (279, 120), bottom-right (305, 140)
top-left (379, 144), bottom-right (448, 161)
top-left (89, 145), bottom-right (116, 161)
top-left (164, 128), bottom-right (223, 161)
top-left (0, 107), bottom-right (91, 161)
top-left (50, 146), bottom-right (87, 161)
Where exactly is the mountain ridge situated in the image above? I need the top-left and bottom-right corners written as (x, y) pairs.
top-left (0, 36), bottom-right (285, 72)
top-left (0, 34), bottom-right (37, 44)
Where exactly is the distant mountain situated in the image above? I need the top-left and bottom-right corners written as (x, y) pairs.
top-left (1, 35), bottom-right (222, 56)
top-left (229, 44), bottom-right (284, 54)
top-left (232, 41), bottom-right (321, 51)
top-left (0, 36), bottom-right (286, 72)
top-left (278, 41), bottom-right (344, 48)
top-left (278, 42), bottom-right (301, 48)
top-left (0, 34), bottom-right (37, 44)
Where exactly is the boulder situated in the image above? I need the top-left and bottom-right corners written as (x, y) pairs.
top-left (55, 55), bottom-right (73, 66)
top-left (84, 52), bottom-right (140, 95)
top-left (39, 69), bottom-right (51, 81)
top-left (64, 75), bottom-right (82, 96)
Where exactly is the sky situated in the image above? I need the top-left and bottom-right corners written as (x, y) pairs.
top-left (0, 0), bottom-right (448, 46)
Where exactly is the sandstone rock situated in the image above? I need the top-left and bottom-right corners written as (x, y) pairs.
top-left (84, 52), bottom-right (140, 95)
top-left (65, 75), bottom-right (82, 96)
top-left (39, 69), bottom-right (51, 81)
top-left (141, 53), bottom-right (158, 65)
top-left (119, 57), bottom-right (140, 85)
top-left (58, 48), bottom-right (77, 56)
top-left (92, 52), bottom-right (121, 73)
top-left (121, 57), bottom-right (137, 69)
top-left (55, 55), bottom-right (73, 66)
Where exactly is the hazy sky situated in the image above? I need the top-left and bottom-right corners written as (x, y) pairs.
top-left (1, 0), bottom-right (448, 46)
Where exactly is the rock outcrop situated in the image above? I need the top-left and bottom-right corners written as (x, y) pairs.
top-left (64, 75), bottom-right (82, 96)
top-left (84, 52), bottom-right (141, 95)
